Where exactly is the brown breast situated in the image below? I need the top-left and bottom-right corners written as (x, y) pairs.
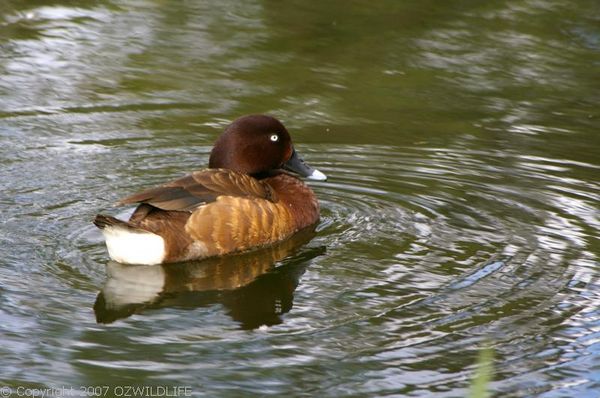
top-left (182, 173), bottom-right (319, 260)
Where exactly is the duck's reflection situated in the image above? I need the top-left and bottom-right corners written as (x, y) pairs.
top-left (94, 228), bottom-right (324, 329)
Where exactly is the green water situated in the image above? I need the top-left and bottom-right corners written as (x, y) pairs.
top-left (0, 0), bottom-right (599, 396)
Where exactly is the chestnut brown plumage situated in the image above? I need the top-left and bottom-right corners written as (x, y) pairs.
top-left (94, 114), bottom-right (325, 265)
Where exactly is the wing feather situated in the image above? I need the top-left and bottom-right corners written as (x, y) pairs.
top-left (117, 168), bottom-right (276, 212)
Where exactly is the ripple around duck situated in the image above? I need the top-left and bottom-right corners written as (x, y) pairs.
top-left (289, 143), bottom-right (600, 393)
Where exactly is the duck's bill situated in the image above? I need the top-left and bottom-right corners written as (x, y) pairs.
top-left (283, 149), bottom-right (327, 181)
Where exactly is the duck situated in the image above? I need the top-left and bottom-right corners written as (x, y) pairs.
top-left (93, 114), bottom-right (327, 266)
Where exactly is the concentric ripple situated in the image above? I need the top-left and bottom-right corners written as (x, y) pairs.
top-left (286, 143), bottom-right (600, 395)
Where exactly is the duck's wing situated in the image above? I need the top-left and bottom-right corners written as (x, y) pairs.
top-left (118, 168), bottom-right (277, 212)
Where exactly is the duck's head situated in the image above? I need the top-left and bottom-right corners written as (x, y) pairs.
top-left (209, 114), bottom-right (327, 181)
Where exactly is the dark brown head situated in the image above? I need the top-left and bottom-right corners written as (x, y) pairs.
top-left (209, 115), bottom-right (327, 180)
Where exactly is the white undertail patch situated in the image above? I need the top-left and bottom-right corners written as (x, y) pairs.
top-left (102, 226), bottom-right (166, 265)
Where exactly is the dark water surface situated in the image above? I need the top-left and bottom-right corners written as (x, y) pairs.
top-left (1, 0), bottom-right (599, 396)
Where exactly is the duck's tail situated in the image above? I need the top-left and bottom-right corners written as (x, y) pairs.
top-left (93, 214), bottom-right (132, 230)
top-left (93, 214), bottom-right (166, 265)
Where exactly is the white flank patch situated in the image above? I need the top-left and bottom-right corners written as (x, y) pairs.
top-left (102, 226), bottom-right (166, 265)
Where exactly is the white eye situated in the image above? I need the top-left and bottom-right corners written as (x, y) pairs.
top-left (270, 134), bottom-right (279, 142)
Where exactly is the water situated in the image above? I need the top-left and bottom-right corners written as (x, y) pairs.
top-left (1, 0), bottom-right (599, 396)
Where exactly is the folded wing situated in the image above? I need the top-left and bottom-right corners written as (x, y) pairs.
top-left (118, 168), bottom-right (277, 212)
